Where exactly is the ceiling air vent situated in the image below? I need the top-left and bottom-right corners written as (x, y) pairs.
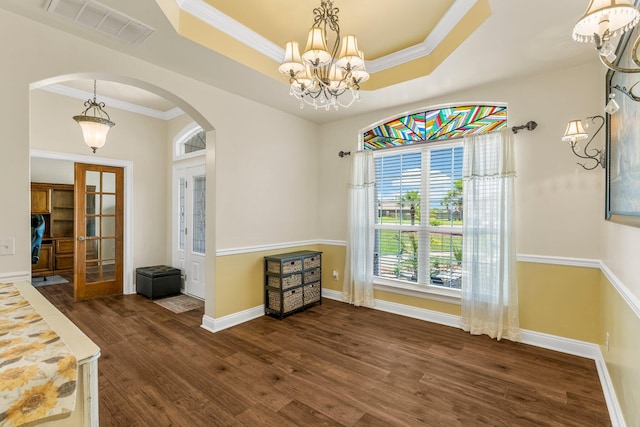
top-left (46, 0), bottom-right (155, 45)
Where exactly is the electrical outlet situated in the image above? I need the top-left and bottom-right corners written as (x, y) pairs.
top-left (332, 270), bottom-right (339, 281)
top-left (605, 332), bottom-right (610, 352)
top-left (0, 237), bottom-right (15, 256)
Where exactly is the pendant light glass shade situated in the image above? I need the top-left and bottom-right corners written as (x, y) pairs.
top-left (74, 116), bottom-right (114, 153)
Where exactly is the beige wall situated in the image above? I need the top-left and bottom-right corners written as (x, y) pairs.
top-left (0, 7), bottom-right (319, 320)
top-left (30, 89), bottom-right (170, 270)
top-left (30, 158), bottom-right (74, 184)
top-left (317, 61), bottom-right (605, 259)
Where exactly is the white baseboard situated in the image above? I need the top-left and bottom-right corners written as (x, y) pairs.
top-left (201, 305), bottom-right (263, 333)
top-left (0, 271), bottom-right (31, 283)
top-left (595, 349), bottom-right (626, 427)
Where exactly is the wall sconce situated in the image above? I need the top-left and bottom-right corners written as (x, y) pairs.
top-left (562, 115), bottom-right (606, 170)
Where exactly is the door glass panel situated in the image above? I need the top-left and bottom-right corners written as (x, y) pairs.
top-left (102, 194), bottom-right (116, 214)
top-left (86, 217), bottom-right (99, 237)
top-left (103, 262), bottom-right (115, 281)
top-left (86, 171), bottom-right (100, 192)
top-left (192, 175), bottom-right (206, 254)
top-left (103, 172), bottom-right (116, 193)
top-left (86, 241), bottom-right (99, 262)
top-left (86, 193), bottom-right (98, 215)
top-left (102, 238), bottom-right (116, 260)
top-left (102, 217), bottom-right (115, 237)
top-left (179, 178), bottom-right (185, 251)
top-left (85, 261), bottom-right (99, 283)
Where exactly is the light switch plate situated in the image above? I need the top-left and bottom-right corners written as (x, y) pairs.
top-left (0, 237), bottom-right (15, 255)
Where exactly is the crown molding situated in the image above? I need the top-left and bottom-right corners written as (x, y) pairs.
top-left (367, 0), bottom-right (477, 73)
top-left (176, 0), bottom-right (477, 74)
top-left (39, 84), bottom-right (184, 121)
top-left (177, 0), bottom-right (283, 62)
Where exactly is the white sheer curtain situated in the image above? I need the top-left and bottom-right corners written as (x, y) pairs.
top-left (343, 150), bottom-right (375, 307)
top-left (460, 129), bottom-right (520, 341)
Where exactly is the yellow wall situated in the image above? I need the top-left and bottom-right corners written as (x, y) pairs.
top-left (601, 272), bottom-right (640, 426)
top-left (518, 262), bottom-right (602, 343)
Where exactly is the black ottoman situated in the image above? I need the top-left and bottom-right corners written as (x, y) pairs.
top-left (136, 265), bottom-right (182, 299)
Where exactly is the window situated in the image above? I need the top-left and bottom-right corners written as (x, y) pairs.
top-left (174, 123), bottom-right (206, 160)
top-left (374, 143), bottom-right (463, 290)
top-left (365, 104), bottom-right (507, 295)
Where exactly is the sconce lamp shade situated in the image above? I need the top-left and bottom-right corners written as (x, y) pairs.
top-left (302, 27), bottom-right (331, 65)
top-left (73, 115), bottom-right (114, 153)
top-left (573, 0), bottom-right (640, 43)
top-left (562, 120), bottom-right (589, 142)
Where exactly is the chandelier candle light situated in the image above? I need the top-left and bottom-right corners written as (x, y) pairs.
top-left (278, 0), bottom-right (369, 110)
top-left (73, 80), bottom-right (115, 153)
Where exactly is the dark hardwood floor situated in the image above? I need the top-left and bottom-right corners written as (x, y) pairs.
top-left (36, 282), bottom-right (611, 426)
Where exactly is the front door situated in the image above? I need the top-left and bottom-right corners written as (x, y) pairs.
top-left (74, 163), bottom-right (124, 300)
top-left (174, 165), bottom-right (206, 299)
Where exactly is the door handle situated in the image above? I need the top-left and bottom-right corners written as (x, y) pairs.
top-left (78, 236), bottom-right (85, 241)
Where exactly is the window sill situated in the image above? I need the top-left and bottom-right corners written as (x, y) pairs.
top-left (373, 278), bottom-right (461, 305)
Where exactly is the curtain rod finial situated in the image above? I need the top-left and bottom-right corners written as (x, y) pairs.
top-left (339, 150), bottom-right (351, 158)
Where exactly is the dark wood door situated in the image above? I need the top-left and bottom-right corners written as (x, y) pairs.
top-left (74, 163), bottom-right (124, 300)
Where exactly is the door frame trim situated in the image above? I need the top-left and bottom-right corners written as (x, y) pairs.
top-left (30, 149), bottom-right (135, 294)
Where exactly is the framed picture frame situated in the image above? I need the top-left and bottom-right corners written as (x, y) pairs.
top-left (605, 3), bottom-right (640, 227)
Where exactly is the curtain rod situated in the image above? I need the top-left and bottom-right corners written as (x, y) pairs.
top-left (338, 121), bottom-right (538, 158)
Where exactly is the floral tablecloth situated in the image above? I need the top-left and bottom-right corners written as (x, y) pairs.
top-left (0, 282), bottom-right (77, 426)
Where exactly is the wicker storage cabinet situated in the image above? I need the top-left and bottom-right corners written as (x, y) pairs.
top-left (264, 250), bottom-right (322, 319)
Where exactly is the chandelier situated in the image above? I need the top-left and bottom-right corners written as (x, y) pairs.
top-left (73, 80), bottom-right (115, 153)
top-left (572, 0), bottom-right (640, 100)
top-left (278, 0), bottom-right (369, 111)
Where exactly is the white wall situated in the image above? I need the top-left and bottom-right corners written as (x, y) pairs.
top-left (317, 61), bottom-right (605, 260)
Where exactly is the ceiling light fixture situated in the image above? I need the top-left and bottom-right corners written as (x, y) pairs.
top-left (278, 0), bottom-right (369, 111)
top-left (561, 115), bottom-right (606, 170)
top-left (73, 80), bottom-right (115, 153)
top-left (572, 0), bottom-right (640, 101)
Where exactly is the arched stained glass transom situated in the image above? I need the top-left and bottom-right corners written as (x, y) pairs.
top-left (363, 105), bottom-right (507, 150)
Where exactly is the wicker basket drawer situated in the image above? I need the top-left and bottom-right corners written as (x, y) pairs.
top-left (268, 288), bottom-right (303, 313)
top-left (303, 255), bottom-right (321, 270)
top-left (267, 259), bottom-right (303, 275)
top-left (267, 273), bottom-right (302, 290)
top-left (303, 283), bottom-right (321, 304)
top-left (303, 267), bottom-right (320, 283)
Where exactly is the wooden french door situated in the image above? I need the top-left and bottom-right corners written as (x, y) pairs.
top-left (74, 163), bottom-right (124, 300)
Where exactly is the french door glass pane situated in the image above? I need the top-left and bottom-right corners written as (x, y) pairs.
top-left (102, 194), bottom-right (116, 214)
top-left (103, 172), bottom-right (116, 193)
top-left (102, 216), bottom-right (115, 237)
top-left (102, 238), bottom-right (116, 260)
